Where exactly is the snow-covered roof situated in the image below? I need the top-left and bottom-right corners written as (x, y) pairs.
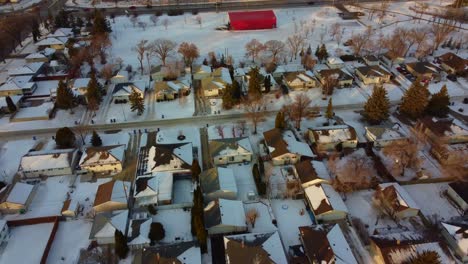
top-left (35, 37), bottom-right (66, 46)
top-left (33, 80), bottom-right (59, 97)
top-left (8, 62), bottom-right (44, 76)
top-left (441, 222), bottom-right (468, 256)
top-left (6, 183), bottom-right (34, 205)
top-left (113, 70), bottom-right (129, 78)
top-left (93, 180), bottom-right (130, 207)
top-left (94, 210), bottom-right (128, 239)
top-left (51, 28), bottom-right (73, 37)
top-left (72, 78), bottom-right (91, 89)
top-left (327, 57), bottom-right (344, 65)
top-left (25, 53), bottom-right (47, 60)
top-left (327, 224), bottom-right (358, 264)
top-left (304, 184), bottom-right (348, 215)
top-left (20, 148), bottom-right (77, 172)
top-left (365, 126), bottom-right (406, 141)
top-left (283, 130), bottom-right (314, 157)
top-left (134, 172), bottom-right (173, 204)
top-left (204, 199), bottom-right (246, 228)
top-left (145, 143), bottom-right (193, 173)
top-left (264, 129), bottom-right (314, 158)
top-left (217, 167), bottom-right (237, 193)
top-left (79, 145), bottom-right (125, 167)
top-left (309, 125), bottom-right (357, 143)
top-left (379, 183), bottom-right (420, 210)
top-left (128, 218), bottom-right (151, 246)
top-left (113, 82), bottom-right (145, 97)
top-left (0, 75), bottom-right (35, 91)
top-left (0, 95), bottom-right (22, 108)
top-left (209, 137), bottom-right (253, 158)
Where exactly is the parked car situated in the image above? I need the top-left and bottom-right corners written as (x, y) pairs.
top-left (447, 74), bottom-right (457, 82)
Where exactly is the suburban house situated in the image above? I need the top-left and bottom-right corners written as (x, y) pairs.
top-left (209, 137), bottom-right (253, 166)
top-left (308, 125), bottom-right (358, 152)
top-left (70, 78), bottom-right (91, 96)
top-left (263, 129), bottom-right (314, 166)
top-left (355, 65), bottom-right (392, 85)
top-left (273, 64), bottom-right (305, 78)
top-left (298, 224), bottom-right (358, 264)
top-left (111, 71), bottom-right (129, 84)
top-left (0, 220), bottom-right (9, 247)
top-left (441, 222), bottom-right (468, 263)
top-left (112, 81), bottom-right (145, 103)
top-left (406, 61), bottom-right (441, 80)
top-left (416, 117), bottom-right (468, 144)
top-left (304, 183), bottom-right (348, 222)
top-left (18, 148), bottom-right (79, 178)
top-left (200, 167), bottom-right (238, 202)
top-left (381, 51), bottom-right (404, 67)
top-left (61, 199), bottom-right (80, 218)
top-left (134, 172), bottom-right (173, 207)
top-left (154, 80), bottom-right (190, 101)
top-left (374, 183), bottom-right (420, 219)
top-left (326, 57), bottom-right (345, 69)
top-left (0, 75), bottom-right (36, 96)
top-left (201, 76), bottom-right (227, 97)
top-left (370, 231), bottom-right (452, 264)
top-left (193, 65), bottom-right (213, 80)
top-left (204, 199), bottom-right (247, 235)
top-left (294, 160), bottom-right (330, 188)
top-left (127, 217), bottom-right (152, 249)
top-left (79, 145), bottom-right (126, 175)
top-left (283, 71), bottom-right (317, 90)
top-left (25, 52), bottom-right (49, 63)
top-left (0, 183), bottom-right (37, 214)
top-left (35, 37), bottom-right (68, 50)
top-left (223, 231), bottom-right (288, 264)
top-left (139, 142), bottom-right (193, 175)
top-left (365, 125), bottom-right (407, 148)
top-left (447, 182), bottom-right (468, 211)
top-left (363, 55), bottom-right (380, 66)
top-left (89, 210), bottom-right (128, 244)
top-left (0, 95), bottom-right (22, 114)
top-left (315, 68), bottom-right (353, 87)
top-left (138, 241), bottom-right (201, 264)
top-left (93, 180), bottom-right (130, 213)
top-left (437, 52), bottom-right (467, 75)
top-left (8, 62), bottom-right (44, 77)
top-left (430, 142), bottom-right (467, 165)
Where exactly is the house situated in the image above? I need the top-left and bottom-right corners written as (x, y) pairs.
top-left (447, 182), bottom-right (468, 211)
top-left (375, 183), bottom-right (420, 219)
top-left (355, 65), bottom-right (392, 85)
top-left (283, 71), bottom-right (317, 90)
top-left (430, 143), bottom-right (467, 165)
top-left (70, 78), bottom-right (91, 96)
top-left (112, 81), bottom-right (145, 103)
top-left (111, 71), bottom-right (129, 84)
top-left (326, 57), bottom-right (345, 69)
top-left (228, 10), bottom-right (277, 30)
top-left (304, 183), bottom-right (348, 222)
top-left (0, 183), bottom-right (37, 214)
top-left (25, 53), bottom-right (49, 63)
top-left (0, 75), bottom-right (36, 96)
top-left (200, 167), bottom-right (238, 202)
top-left (18, 148), bottom-right (79, 178)
top-left (363, 55), bottom-right (380, 66)
top-left (154, 80), bottom-right (189, 101)
top-left (416, 117), bottom-right (468, 144)
top-left (0, 95), bottom-right (22, 114)
top-left (370, 231), bottom-right (453, 264)
top-left (138, 241), bottom-right (201, 264)
top-left (308, 125), bottom-right (358, 152)
top-left (406, 61), bottom-right (441, 80)
top-left (61, 199), bottom-right (80, 217)
top-left (438, 52), bottom-right (467, 75)
top-left (0, 220), bottom-right (9, 247)
top-left (298, 224), bottom-right (358, 264)
top-left (127, 218), bottom-right (152, 249)
top-left (273, 64), bottom-right (305, 78)
top-left (93, 180), bottom-right (130, 213)
top-left (35, 37), bottom-right (68, 50)
top-left (381, 52), bottom-right (404, 67)
top-left (201, 76), bottom-right (227, 97)
top-left (7, 62), bottom-right (44, 77)
top-left (365, 125), bottom-right (407, 148)
top-left (204, 199), bottom-right (247, 235)
top-left (441, 222), bottom-right (468, 263)
top-left (294, 160), bottom-right (329, 188)
top-left (223, 231), bottom-right (288, 264)
top-left (134, 172), bottom-right (173, 207)
top-left (139, 143), bottom-right (193, 175)
top-left (79, 145), bottom-right (126, 175)
top-left (193, 65), bottom-right (212, 80)
top-left (263, 129), bottom-right (314, 166)
top-left (209, 137), bottom-right (253, 166)
top-left (89, 210), bottom-right (128, 244)
top-left (315, 68), bottom-right (353, 87)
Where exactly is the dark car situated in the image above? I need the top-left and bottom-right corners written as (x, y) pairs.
top-left (447, 74), bottom-right (457, 82)
top-left (129, 6), bottom-right (136, 10)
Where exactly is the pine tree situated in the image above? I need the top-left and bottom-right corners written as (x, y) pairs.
top-left (148, 222), bottom-right (165, 243)
top-left (400, 79), bottom-right (430, 119)
top-left (264, 75), bottom-right (271, 93)
top-left (318, 44), bottom-right (329, 61)
top-left (202, 58), bottom-right (208, 65)
top-left (5, 96), bottom-right (17, 113)
top-left (363, 85), bottom-right (390, 124)
top-left (326, 98), bottom-right (333, 120)
top-left (307, 45), bottom-right (312, 55)
top-left (403, 250), bottom-right (441, 264)
top-left (275, 111), bottom-right (286, 130)
top-left (426, 85), bottom-right (450, 117)
top-left (232, 80), bottom-right (242, 103)
top-left (55, 127), bottom-right (75, 148)
top-left (86, 72), bottom-right (102, 111)
top-left (92, 10), bottom-right (112, 35)
top-left (54, 10), bottom-right (70, 28)
top-left (191, 159), bottom-right (201, 182)
top-left (114, 230), bottom-right (129, 259)
top-left (222, 84), bottom-right (235, 110)
top-left (314, 45), bottom-right (319, 58)
top-left (56, 80), bottom-right (74, 109)
top-left (32, 20), bottom-right (40, 43)
top-left (129, 89), bottom-right (145, 115)
top-left (247, 67), bottom-right (262, 99)
top-left (91, 130), bottom-right (102, 147)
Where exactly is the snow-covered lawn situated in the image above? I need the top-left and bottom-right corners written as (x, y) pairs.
top-left (0, 139), bottom-right (36, 183)
top-left (361, 83), bottom-right (404, 102)
top-left (243, 200), bottom-right (277, 233)
top-left (46, 220), bottom-right (93, 264)
top-left (428, 81), bottom-right (466, 98)
top-left (0, 223), bottom-right (55, 264)
top-left (225, 163), bottom-right (257, 201)
top-left (402, 183), bottom-right (462, 221)
top-left (270, 199), bottom-right (313, 249)
top-left (152, 209), bottom-right (193, 244)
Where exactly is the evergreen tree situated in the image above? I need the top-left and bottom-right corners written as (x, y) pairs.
top-left (114, 230), bottom-right (129, 259)
top-left (56, 80), bottom-right (75, 109)
top-left (86, 72), bottom-right (102, 111)
top-left (363, 85), bottom-right (390, 124)
top-left (32, 20), bottom-right (40, 43)
top-left (314, 45), bottom-right (319, 58)
top-left (247, 67), bottom-right (262, 99)
top-left (92, 10), bottom-right (112, 35)
top-left (55, 127), bottom-right (75, 148)
top-left (148, 222), bottom-right (165, 243)
top-left (5, 96), bottom-right (17, 113)
top-left (54, 10), bottom-right (70, 28)
top-left (264, 75), bottom-right (271, 93)
top-left (129, 89), bottom-right (145, 115)
top-left (147, 204), bottom-right (157, 215)
top-left (220, 54), bottom-right (226, 66)
top-left (232, 80), bottom-right (242, 102)
top-left (318, 44), bottom-right (329, 61)
top-left (426, 85), bottom-right (450, 117)
top-left (306, 45), bottom-right (312, 55)
top-left (191, 159), bottom-right (201, 182)
top-left (275, 111), bottom-right (286, 130)
top-left (326, 98), bottom-right (333, 120)
top-left (90, 130), bottom-right (102, 147)
top-left (400, 80), bottom-right (430, 119)
top-left (202, 58), bottom-right (208, 65)
top-left (402, 250), bottom-right (441, 264)
top-left (222, 83), bottom-right (235, 110)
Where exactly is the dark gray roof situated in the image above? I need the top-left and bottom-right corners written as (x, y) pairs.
top-left (209, 137), bottom-right (249, 158)
top-left (204, 200), bottom-right (222, 229)
top-left (224, 233), bottom-right (276, 264)
top-left (89, 212), bottom-right (113, 239)
top-left (356, 65), bottom-right (391, 77)
top-left (140, 241), bottom-right (199, 264)
top-left (200, 168), bottom-right (220, 194)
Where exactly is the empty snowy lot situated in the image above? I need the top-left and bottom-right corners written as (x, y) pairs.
top-left (152, 209), bottom-right (193, 244)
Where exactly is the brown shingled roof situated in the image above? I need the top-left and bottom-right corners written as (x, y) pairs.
top-left (299, 226), bottom-right (335, 263)
top-left (294, 160), bottom-right (319, 184)
top-left (263, 128), bottom-right (289, 158)
top-left (93, 180), bottom-right (115, 207)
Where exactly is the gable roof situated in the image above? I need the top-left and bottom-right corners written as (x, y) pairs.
top-left (356, 65), bottom-right (391, 77)
top-left (79, 145), bottom-right (125, 167)
top-left (283, 71), bottom-right (315, 83)
top-left (294, 160), bottom-right (320, 184)
top-left (209, 137), bottom-right (253, 158)
top-left (406, 61), bottom-right (441, 75)
top-left (128, 218), bottom-right (152, 245)
top-left (140, 241), bottom-right (201, 264)
top-left (418, 116), bottom-right (468, 138)
top-left (438, 52), bottom-right (467, 72)
top-left (134, 172), bottom-right (173, 204)
top-left (365, 126), bottom-right (406, 141)
top-left (305, 184), bottom-right (348, 215)
top-left (5, 183), bottom-right (34, 205)
top-left (448, 181), bottom-right (468, 202)
top-left (327, 57), bottom-right (344, 65)
top-left (89, 210), bottom-right (128, 239)
top-left (377, 183), bottom-right (420, 212)
top-left (204, 199), bottom-right (246, 229)
top-left (263, 129), bottom-right (314, 158)
top-left (309, 125), bottom-right (357, 143)
top-left (200, 167), bottom-right (237, 195)
top-left (154, 80), bottom-right (189, 94)
top-left (35, 37), bottom-right (66, 46)
top-left (20, 148), bottom-right (77, 172)
top-left (441, 222), bottom-right (468, 256)
top-left (145, 143), bottom-right (193, 173)
top-left (8, 62), bottom-right (44, 76)
top-left (0, 75), bottom-right (35, 91)
top-left (113, 81), bottom-right (145, 97)
top-left (93, 180), bottom-right (130, 207)
top-left (317, 68), bottom-right (353, 81)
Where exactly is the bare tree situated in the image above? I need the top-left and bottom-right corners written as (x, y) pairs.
top-left (150, 15), bottom-right (159, 26)
top-left (236, 120), bottom-right (247, 136)
top-left (72, 125), bottom-right (91, 146)
top-left (383, 139), bottom-right (421, 177)
top-left (329, 22), bottom-right (341, 40)
top-left (245, 39), bottom-right (265, 63)
top-left (133, 39), bottom-right (148, 75)
top-left (215, 125), bottom-right (225, 139)
top-left (245, 208), bottom-right (259, 228)
top-left (283, 93), bottom-right (318, 130)
top-left (322, 73), bottom-right (339, 96)
top-left (195, 15), bottom-right (202, 28)
top-left (178, 42), bottom-right (199, 73)
top-left (243, 97), bottom-right (267, 134)
top-left (151, 39), bottom-right (177, 66)
top-left (333, 150), bottom-right (375, 192)
top-left (162, 18), bottom-right (170, 30)
top-left (138, 21), bottom-right (148, 31)
top-left (383, 32), bottom-right (406, 66)
top-left (303, 54), bottom-right (317, 70)
top-left (373, 185), bottom-right (399, 220)
top-left (264, 40), bottom-right (286, 63)
top-left (100, 64), bottom-right (114, 82)
top-left (430, 23), bottom-right (454, 53)
top-left (411, 27), bottom-right (430, 54)
top-left (286, 34), bottom-right (305, 61)
top-left (349, 33), bottom-right (370, 56)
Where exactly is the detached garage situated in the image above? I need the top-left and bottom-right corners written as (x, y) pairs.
top-left (228, 10), bottom-right (277, 30)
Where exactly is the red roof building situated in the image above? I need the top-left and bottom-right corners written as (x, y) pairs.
top-left (228, 10), bottom-right (277, 30)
